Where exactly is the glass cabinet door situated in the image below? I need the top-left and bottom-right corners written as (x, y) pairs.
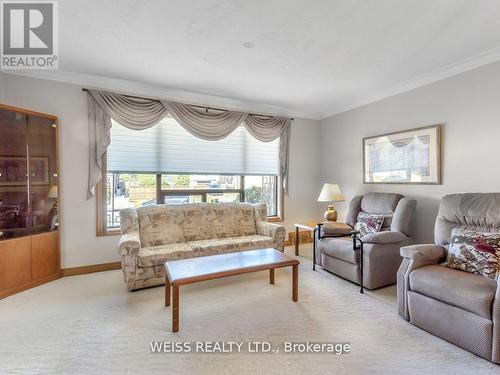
top-left (0, 108), bottom-right (29, 239)
top-left (27, 114), bottom-right (59, 235)
top-left (0, 107), bottom-right (58, 240)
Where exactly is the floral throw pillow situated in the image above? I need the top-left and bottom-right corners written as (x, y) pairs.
top-left (441, 228), bottom-right (500, 279)
top-left (354, 212), bottom-right (384, 237)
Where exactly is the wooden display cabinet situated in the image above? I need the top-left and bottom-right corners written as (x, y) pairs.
top-left (0, 104), bottom-right (60, 299)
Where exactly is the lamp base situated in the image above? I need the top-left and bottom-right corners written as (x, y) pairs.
top-left (324, 205), bottom-right (338, 222)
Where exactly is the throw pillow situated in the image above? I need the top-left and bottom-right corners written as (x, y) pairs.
top-left (354, 212), bottom-right (384, 237)
top-left (441, 228), bottom-right (500, 279)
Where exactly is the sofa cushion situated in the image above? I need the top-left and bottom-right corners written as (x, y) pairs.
top-left (434, 193), bottom-right (500, 247)
top-left (361, 231), bottom-right (408, 244)
top-left (409, 265), bottom-right (497, 319)
top-left (182, 204), bottom-right (216, 241)
top-left (360, 192), bottom-right (402, 214)
top-left (137, 205), bottom-right (185, 247)
top-left (253, 203), bottom-right (268, 222)
top-left (182, 203), bottom-right (257, 241)
top-left (187, 235), bottom-right (275, 257)
top-left (380, 215), bottom-right (393, 231)
top-left (138, 243), bottom-right (194, 267)
top-left (442, 228), bottom-right (500, 279)
top-left (318, 236), bottom-right (356, 264)
top-left (235, 205), bottom-right (259, 236)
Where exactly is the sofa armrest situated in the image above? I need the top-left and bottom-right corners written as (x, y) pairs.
top-left (118, 232), bottom-right (141, 256)
top-left (256, 221), bottom-right (286, 239)
top-left (256, 221), bottom-right (286, 251)
top-left (400, 244), bottom-right (446, 261)
top-left (361, 231), bottom-right (409, 244)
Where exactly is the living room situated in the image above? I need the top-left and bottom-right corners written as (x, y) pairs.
top-left (0, 1), bottom-right (499, 374)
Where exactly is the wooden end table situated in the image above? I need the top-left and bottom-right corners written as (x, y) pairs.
top-left (294, 221), bottom-right (322, 270)
top-left (164, 248), bottom-right (300, 332)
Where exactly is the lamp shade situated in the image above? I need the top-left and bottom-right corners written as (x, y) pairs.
top-left (48, 185), bottom-right (58, 199)
top-left (317, 183), bottom-right (344, 202)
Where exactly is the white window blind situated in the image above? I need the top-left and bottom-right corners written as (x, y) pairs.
top-left (107, 117), bottom-right (279, 175)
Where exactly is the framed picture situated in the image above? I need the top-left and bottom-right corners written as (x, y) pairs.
top-left (363, 124), bottom-right (441, 184)
top-left (0, 156), bottom-right (50, 186)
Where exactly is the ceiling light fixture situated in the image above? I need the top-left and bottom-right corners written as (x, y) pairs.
top-left (243, 42), bottom-right (254, 49)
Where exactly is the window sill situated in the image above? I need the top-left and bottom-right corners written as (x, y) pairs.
top-left (97, 228), bottom-right (121, 237)
top-left (267, 216), bottom-right (283, 223)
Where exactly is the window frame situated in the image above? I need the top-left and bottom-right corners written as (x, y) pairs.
top-left (96, 153), bottom-right (283, 236)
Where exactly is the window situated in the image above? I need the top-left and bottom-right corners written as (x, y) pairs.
top-left (98, 117), bottom-right (282, 234)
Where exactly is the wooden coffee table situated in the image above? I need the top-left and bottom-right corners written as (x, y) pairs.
top-left (164, 248), bottom-right (300, 332)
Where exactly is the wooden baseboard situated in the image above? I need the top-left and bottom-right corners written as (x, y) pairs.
top-left (61, 261), bottom-right (121, 277)
top-left (0, 272), bottom-right (60, 300)
top-left (1, 262), bottom-right (120, 298)
top-left (284, 231), bottom-right (314, 247)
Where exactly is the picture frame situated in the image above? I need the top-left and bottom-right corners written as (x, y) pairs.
top-left (0, 156), bottom-right (50, 186)
top-left (363, 124), bottom-right (441, 185)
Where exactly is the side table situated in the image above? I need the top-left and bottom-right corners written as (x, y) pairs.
top-left (294, 221), bottom-right (323, 256)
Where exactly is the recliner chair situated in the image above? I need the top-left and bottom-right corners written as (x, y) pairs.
top-left (315, 192), bottom-right (416, 289)
top-left (398, 193), bottom-right (500, 364)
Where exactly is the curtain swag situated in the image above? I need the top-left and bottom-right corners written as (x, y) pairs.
top-left (86, 89), bottom-right (292, 199)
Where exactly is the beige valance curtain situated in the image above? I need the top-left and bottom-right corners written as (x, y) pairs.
top-left (86, 89), bottom-right (292, 198)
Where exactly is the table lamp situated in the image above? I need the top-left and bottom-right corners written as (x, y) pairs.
top-left (48, 185), bottom-right (58, 206)
top-left (317, 183), bottom-right (345, 222)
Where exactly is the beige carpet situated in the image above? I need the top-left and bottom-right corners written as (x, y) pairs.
top-left (0, 245), bottom-right (498, 375)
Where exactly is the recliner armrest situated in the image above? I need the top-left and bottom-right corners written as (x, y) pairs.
top-left (319, 222), bottom-right (353, 236)
top-left (118, 232), bottom-right (141, 256)
top-left (400, 244), bottom-right (446, 262)
top-left (397, 244), bottom-right (446, 321)
top-left (494, 279), bottom-right (500, 363)
top-left (361, 231), bottom-right (409, 244)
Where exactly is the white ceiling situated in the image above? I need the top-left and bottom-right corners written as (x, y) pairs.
top-left (8, 0), bottom-right (500, 119)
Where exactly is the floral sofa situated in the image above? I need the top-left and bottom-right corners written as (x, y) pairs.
top-left (118, 202), bottom-right (286, 290)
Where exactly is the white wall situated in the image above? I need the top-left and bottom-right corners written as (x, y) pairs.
top-left (0, 73), bottom-right (322, 267)
top-left (320, 60), bottom-right (500, 244)
top-left (284, 118), bottom-right (324, 230)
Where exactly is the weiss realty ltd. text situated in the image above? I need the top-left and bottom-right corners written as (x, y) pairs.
top-left (150, 341), bottom-right (351, 354)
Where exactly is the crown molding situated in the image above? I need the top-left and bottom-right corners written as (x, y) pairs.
top-left (320, 45), bottom-right (500, 119)
top-left (2, 70), bottom-right (322, 120)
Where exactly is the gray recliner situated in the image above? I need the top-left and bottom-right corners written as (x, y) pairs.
top-left (398, 193), bottom-right (500, 364)
top-left (315, 192), bottom-right (416, 289)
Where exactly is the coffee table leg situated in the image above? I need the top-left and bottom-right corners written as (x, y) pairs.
top-left (172, 285), bottom-right (179, 332)
top-left (295, 227), bottom-right (299, 256)
top-left (292, 264), bottom-right (298, 302)
top-left (269, 268), bottom-right (275, 284)
top-left (165, 275), bottom-right (170, 306)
